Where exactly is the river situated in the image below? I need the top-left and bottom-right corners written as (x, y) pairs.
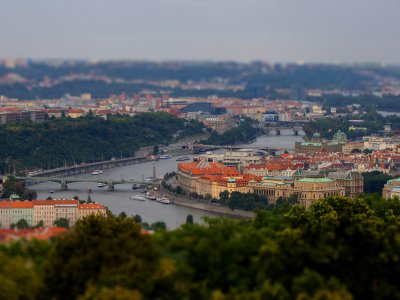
top-left (33, 130), bottom-right (304, 228)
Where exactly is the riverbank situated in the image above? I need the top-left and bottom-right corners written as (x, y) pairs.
top-left (158, 187), bottom-right (255, 219)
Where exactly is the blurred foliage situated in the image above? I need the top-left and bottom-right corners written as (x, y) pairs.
top-left (0, 195), bottom-right (400, 299)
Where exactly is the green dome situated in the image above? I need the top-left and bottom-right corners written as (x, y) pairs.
top-left (312, 132), bottom-right (321, 138)
top-left (9, 194), bottom-right (20, 200)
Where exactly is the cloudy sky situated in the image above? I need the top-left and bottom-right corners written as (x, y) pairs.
top-left (1, 0), bottom-right (399, 63)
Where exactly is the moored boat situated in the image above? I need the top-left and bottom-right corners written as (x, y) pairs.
top-left (156, 195), bottom-right (172, 204)
top-left (176, 156), bottom-right (190, 161)
top-left (130, 195), bottom-right (145, 201)
top-left (91, 170), bottom-right (103, 175)
top-left (145, 191), bottom-right (157, 200)
top-left (97, 182), bottom-right (107, 187)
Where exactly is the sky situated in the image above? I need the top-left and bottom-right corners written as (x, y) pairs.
top-left (0, 0), bottom-right (400, 63)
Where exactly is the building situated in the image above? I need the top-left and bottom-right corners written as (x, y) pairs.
top-left (0, 110), bottom-right (45, 124)
top-left (383, 177), bottom-right (400, 199)
top-left (326, 171), bottom-right (364, 198)
top-left (252, 177), bottom-right (345, 208)
top-left (196, 150), bottom-right (264, 167)
top-left (0, 200), bottom-right (107, 228)
top-left (342, 141), bottom-right (364, 154)
top-left (78, 203), bottom-right (108, 219)
top-left (198, 115), bottom-right (236, 133)
top-left (11, 202), bottom-right (34, 227)
top-left (195, 174), bottom-right (260, 198)
top-left (177, 160), bottom-right (240, 193)
top-left (295, 141), bottom-right (342, 154)
top-left (0, 202), bottom-right (12, 228)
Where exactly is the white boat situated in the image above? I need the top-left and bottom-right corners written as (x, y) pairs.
top-left (145, 192), bottom-right (157, 200)
top-left (176, 156), bottom-right (190, 161)
top-left (145, 177), bottom-right (154, 183)
top-left (130, 195), bottom-right (145, 201)
top-left (97, 182), bottom-right (107, 187)
top-left (91, 170), bottom-right (103, 175)
top-left (160, 154), bottom-right (172, 159)
top-left (156, 195), bottom-right (172, 204)
top-left (49, 189), bottom-right (54, 194)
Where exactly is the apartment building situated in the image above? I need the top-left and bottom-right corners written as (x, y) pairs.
top-left (0, 200), bottom-right (107, 228)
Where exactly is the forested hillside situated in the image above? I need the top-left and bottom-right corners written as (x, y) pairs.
top-left (0, 112), bottom-right (204, 172)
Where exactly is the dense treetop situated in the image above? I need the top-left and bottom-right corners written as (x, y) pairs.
top-left (1, 194), bottom-right (400, 299)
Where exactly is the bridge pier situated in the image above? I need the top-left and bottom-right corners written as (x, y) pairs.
top-left (61, 180), bottom-right (68, 191)
top-left (107, 181), bottom-right (115, 191)
top-left (294, 130), bottom-right (299, 136)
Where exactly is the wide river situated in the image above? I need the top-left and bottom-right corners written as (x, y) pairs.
top-left (33, 129), bottom-right (304, 228)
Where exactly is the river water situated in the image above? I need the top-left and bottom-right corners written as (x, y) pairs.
top-left (33, 129), bottom-right (304, 228)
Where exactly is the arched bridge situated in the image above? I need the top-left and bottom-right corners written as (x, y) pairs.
top-left (15, 176), bottom-right (150, 191)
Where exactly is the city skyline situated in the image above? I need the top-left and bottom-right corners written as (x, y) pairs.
top-left (1, 0), bottom-right (400, 64)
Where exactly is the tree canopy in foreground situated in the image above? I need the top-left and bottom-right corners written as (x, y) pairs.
top-left (1, 194), bottom-right (400, 299)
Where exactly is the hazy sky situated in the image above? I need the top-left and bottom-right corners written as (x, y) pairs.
top-left (1, 0), bottom-right (400, 63)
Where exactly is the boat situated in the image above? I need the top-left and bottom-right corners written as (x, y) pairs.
top-left (145, 177), bottom-right (154, 183)
top-left (49, 189), bottom-right (54, 194)
top-left (97, 182), bottom-right (107, 187)
top-left (160, 154), bottom-right (172, 159)
top-left (176, 156), bottom-right (190, 161)
top-left (156, 195), bottom-right (172, 204)
top-left (130, 195), bottom-right (145, 201)
top-left (91, 170), bottom-right (103, 175)
top-left (145, 191), bottom-right (157, 200)
top-left (132, 183), bottom-right (146, 189)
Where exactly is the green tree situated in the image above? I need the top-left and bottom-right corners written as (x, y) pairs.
top-left (15, 219), bottom-right (30, 230)
top-left (118, 211), bottom-right (127, 219)
top-left (186, 214), bottom-right (194, 224)
top-left (133, 214), bottom-right (142, 224)
top-left (43, 215), bottom-right (161, 299)
top-left (53, 218), bottom-right (70, 229)
top-left (153, 144), bottom-right (159, 155)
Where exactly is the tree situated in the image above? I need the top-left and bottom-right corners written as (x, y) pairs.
top-left (186, 214), bottom-right (194, 224)
top-left (133, 214), bottom-right (142, 224)
top-left (118, 212), bottom-right (127, 219)
top-left (362, 171), bottom-right (392, 195)
top-left (53, 218), bottom-right (70, 229)
top-left (15, 219), bottom-right (30, 230)
top-left (153, 144), bottom-right (159, 155)
top-left (73, 195), bottom-right (79, 201)
top-left (44, 215), bottom-right (161, 299)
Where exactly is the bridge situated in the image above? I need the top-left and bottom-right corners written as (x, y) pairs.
top-left (21, 156), bottom-right (148, 178)
top-left (15, 176), bottom-right (150, 191)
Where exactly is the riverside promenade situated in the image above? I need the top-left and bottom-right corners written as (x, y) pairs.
top-left (158, 186), bottom-right (256, 219)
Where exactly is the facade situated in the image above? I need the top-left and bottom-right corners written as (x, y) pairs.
top-left (295, 141), bottom-right (343, 154)
top-left (195, 175), bottom-right (259, 198)
top-left (199, 115), bottom-right (236, 133)
top-left (177, 160), bottom-right (240, 193)
top-left (0, 202), bottom-right (12, 229)
top-left (0, 110), bottom-right (45, 124)
top-left (342, 141), bottom-right (364, 154)
top-left (252, 177), bottom-right (345, 208)
top-left (196, 150), bottom-right (264, 167)
top-left (78, 203), bottom-right (108, 219)
top-left (326, 171), bottom-right (364, 198)
top-left (11, 202), bottom-right (34, 226)
top-left (0, 200), bottom-right (107, 228)
top-left (383, 178), bottom-right (400, 199)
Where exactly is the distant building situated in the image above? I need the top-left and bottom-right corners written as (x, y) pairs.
top-left (198, 115), bottom-right (236, 133)
top-left (0, 110), bottom-right (45, 124)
